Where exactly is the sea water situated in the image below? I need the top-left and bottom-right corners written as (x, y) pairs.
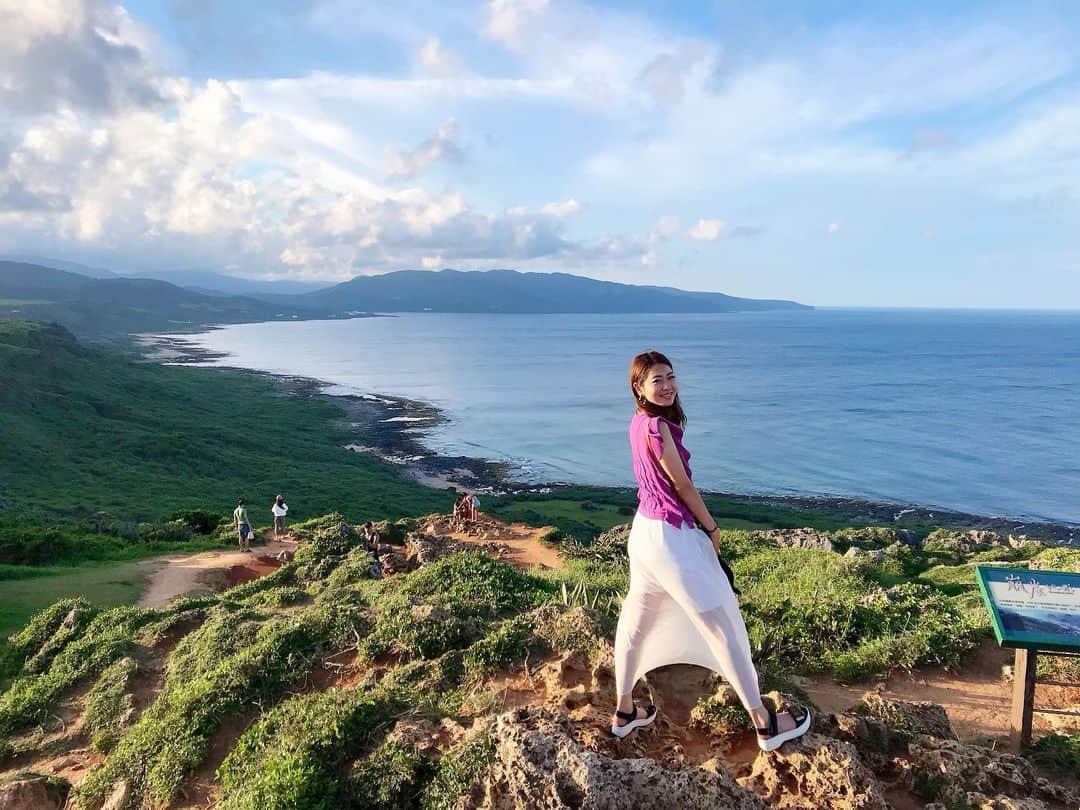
top-left (177, 309), bottom-right (1080, 524)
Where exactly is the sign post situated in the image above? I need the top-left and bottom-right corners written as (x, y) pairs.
top-left (975, 565), bottom-right (1080, 753)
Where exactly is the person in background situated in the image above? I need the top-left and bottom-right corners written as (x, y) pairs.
top-left (233, 499), bottom-right (251, 553)
top-left (452, 492), bottom-right (468, 521)
top-left (362, 521), bottom-right (380, 553)
top-left (271, 495), bottom-right (289, 539)
top-left (469, 492), bottom-right (481, 522)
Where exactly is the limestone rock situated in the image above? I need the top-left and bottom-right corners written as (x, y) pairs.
top-left (855, 692), bottom-right (956, 741)
top-left (0, 775), bottom-right (65, 810)
top-left (923, 529), bottom-right (1006, 554)
top-left (378, 551), bottom-right (410, 575)
top-left (474, 707), bottom-right (765, 809)
top-left (908, 735), bottom-right (1080, 807)
top-left (739, 732), bottom-right (889, 810)
top-left (101, 780), bottom-right (132, 810)
top-left (752, 528), bottom-right (835, 553)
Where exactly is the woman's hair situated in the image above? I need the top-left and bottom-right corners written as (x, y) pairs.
top-left (275, 494), bottom-right (284, 505)
top-left (629, 350), bottom-right (686, 426)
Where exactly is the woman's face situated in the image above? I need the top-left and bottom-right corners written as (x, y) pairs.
top-left (637, 363), bottom-right (677, 408)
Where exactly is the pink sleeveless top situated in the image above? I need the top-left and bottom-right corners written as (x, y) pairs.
top-left (629, 412), bottom-right (696, 529)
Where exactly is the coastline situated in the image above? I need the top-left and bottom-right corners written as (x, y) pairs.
top-left (136, 333), bottom-right (1080, 546)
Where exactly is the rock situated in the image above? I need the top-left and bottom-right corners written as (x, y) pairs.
top-left (0, 775), bottom-right (65, 809)
top-left (474, 707), bottom-right (765, 809)
top-left (752, 528), bottom-right (835, 553)
top-left (562, 684), bottom-right (590, 709)
top-left (739, 733), bottom-right (889, 810)
top-left (908, 736), bottom-right (1080, 807)
top-left (275, 549), bottom-right (294, 563)
top-left (101, 779), bottom-right (132, 810)
top-left (843, 547), bottom-right (887, 562)
top-left (378, 551), bottom-right (410, 575)
top-left (923, 529), bottom-right (1006, 554)
top-left (855, 693), bottom-right (956, 741)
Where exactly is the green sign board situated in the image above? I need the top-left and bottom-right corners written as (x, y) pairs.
top-left (975, 566), bottom-right (1080, 653)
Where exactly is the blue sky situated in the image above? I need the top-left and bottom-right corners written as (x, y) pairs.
top-left (0, 0), bottom-right (1078, 307)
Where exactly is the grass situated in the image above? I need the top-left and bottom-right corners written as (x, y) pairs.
top-left (0, 319), bottom-right (450, 523)
top-left (0, 560), bottom-right (151, 641)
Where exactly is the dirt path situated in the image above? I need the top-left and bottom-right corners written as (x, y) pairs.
top-left (137, 534), bottom-right (296, 608)
top-left (802, 639), bottom-right (1080, 742)
top-left (426, 515), bottom-right (565, 571)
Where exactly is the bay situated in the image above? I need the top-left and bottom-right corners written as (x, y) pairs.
top-left (175, 309), bottom-right (1080, 524)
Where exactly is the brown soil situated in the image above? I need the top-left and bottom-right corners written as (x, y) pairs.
top-left (435, 516), bottom-right (566, 571)
top-left (802, 639), bottom-right (1080, 744)
top-left (137, 535), bottom-right (296, 608)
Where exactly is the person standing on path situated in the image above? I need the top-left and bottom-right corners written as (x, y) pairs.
top-left (611, 350), bottom-right (813, 752)
top-left (468, 492), bottom-right (481, 523)
top-left (233, 500), bottom-right (251, 553)
top-left (271, 495), bottom-right (289, 539)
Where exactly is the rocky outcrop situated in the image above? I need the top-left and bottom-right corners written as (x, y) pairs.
top-left (856, 692), bottom-right (956, 741)
top-left (474, 708), bottom-right (765, 809)
top-left (844, 547), bottom-right (886, 562)
top-left (751, 528), bottom-right (835, 552)
top-left (908, 735), bottom-right (1080, 808)
top-left (0, 775), bottom-right (66, 809)
top-left (922, 529), bottom-right (1007, 554)
top-left (739, 733), bottom-right (889, 810)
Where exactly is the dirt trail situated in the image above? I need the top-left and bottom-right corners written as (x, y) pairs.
top-left (137, 534), bottom-right (295, 608)
top-left (430, 515), bottom-right (565, 571)
top-left (803, 639), bottom-right (1080, 743)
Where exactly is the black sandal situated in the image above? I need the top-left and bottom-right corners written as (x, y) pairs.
top-left (755, 704), bottom-right (812, 751)
top-left (610, 704), bottom-right (657, 738)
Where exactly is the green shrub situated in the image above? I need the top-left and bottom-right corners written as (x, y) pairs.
top-left (137, 520), bottom-right (193, 543)
top-left (0, 606), bottom-right (155, 738)
top-left (5, 598), bottom-right (94, 669)
top-left (463, 615), bottom-right (542, 679)
top-left (84, 656), bottom-right (139, 752)
top-left (421, 732), bottom-right (494, 810)
top-left (217, 689), bottom-right (401, 810)
top-left (689, 694), bottom-right (747, 734)
top-left (75, 601), bottom-right (365, 808)
top-left (167, 509), bottom-right (224, 535)
top-left (1029, 547), bottom-right (1080, 573)
top-left (350, 741), bottom-right (435, 809)
top-left (1026, 733), bottom-right (1080, 778)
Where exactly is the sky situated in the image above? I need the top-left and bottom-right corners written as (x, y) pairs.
top-left (0, 0), bottom-right (1078, 307)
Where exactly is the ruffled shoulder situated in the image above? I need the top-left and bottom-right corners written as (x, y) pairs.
top-left (643, 414), bottom-right (665, 459)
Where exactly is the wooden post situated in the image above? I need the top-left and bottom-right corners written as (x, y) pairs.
top-left (1009, 647), bottom-right (1037, 753)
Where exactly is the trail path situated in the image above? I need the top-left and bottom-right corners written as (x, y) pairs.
top-left (425, 515), bottom-right (565, 571)
top-left (137, 533), bottom-right (295, 608)
top-left (803, 638), bottom-right (1080, 742)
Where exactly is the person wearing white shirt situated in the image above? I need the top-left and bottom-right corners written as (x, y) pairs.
top-left (271, 495), bottom-right (289, 539)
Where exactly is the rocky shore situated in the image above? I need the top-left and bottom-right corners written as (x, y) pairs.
top-left (135, 333), bottom-right (1080, 546)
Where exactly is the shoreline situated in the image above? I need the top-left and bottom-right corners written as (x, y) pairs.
top-left (136, 332), bottom-right (1080, 545)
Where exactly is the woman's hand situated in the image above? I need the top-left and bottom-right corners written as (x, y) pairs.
top-left (707, 526), bottom-right (721, 554)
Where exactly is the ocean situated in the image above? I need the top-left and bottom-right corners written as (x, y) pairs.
top-left (173, 309), bottom-right (1080, 524)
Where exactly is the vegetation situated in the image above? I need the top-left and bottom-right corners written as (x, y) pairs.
top-left (2, 505), bottom-right (1072, 808)
top-left (1026, 733), bottom-right (1080, 778)
top-left (0, 319), bottom-right (449, 522)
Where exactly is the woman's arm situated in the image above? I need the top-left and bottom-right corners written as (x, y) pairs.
top-left (655, 421), bottom-right (721, 549)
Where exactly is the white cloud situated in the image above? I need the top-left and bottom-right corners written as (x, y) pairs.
top-left (826, 222), bottom-right (841, 234)
top-left (649, 214), bottom-right (680, 241)
top-left (418, 37), bottom-right (460, 76)
top-left (540, 198), bottom-right (581, 217)
top-left (421, 254), bottom-right (442, 268)
top-left (687, 218), bottom-right (724, 241)
top-left (0, 0), bottom-right (168, 115)
top-left (484, 0), bottom-right (549, 50)
top-left (386, 119), bottom-right (464, 180)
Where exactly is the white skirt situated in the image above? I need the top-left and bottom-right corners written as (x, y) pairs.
top-left (617, 512), bottom-right (751, 692)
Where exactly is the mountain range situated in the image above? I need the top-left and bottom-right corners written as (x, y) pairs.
top-left (0, 259), bottom-right (810, 337)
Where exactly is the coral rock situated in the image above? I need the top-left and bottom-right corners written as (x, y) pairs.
top-left (739, 732), bottom-right (889, 810)
top-left (475, 707), bottom-right (765, 809)
top-left (752, 528), bottom-right (835, 552)
top-left (0, 776), bottom-right (64, 810)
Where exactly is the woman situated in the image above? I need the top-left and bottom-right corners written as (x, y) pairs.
top-left (611, 350), bottom-right (812, 752)
top-left (271, 495), bottom-right (288, 539)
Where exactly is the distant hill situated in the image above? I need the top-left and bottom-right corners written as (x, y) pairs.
top-left (117, 268), bottom-right (331, 298)
top-left (0, 255), bottom-right (120, 278)
top-left (0, 261), bottom-right (323, 337)
top-left (299, 269), bottom-right (810, 313)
